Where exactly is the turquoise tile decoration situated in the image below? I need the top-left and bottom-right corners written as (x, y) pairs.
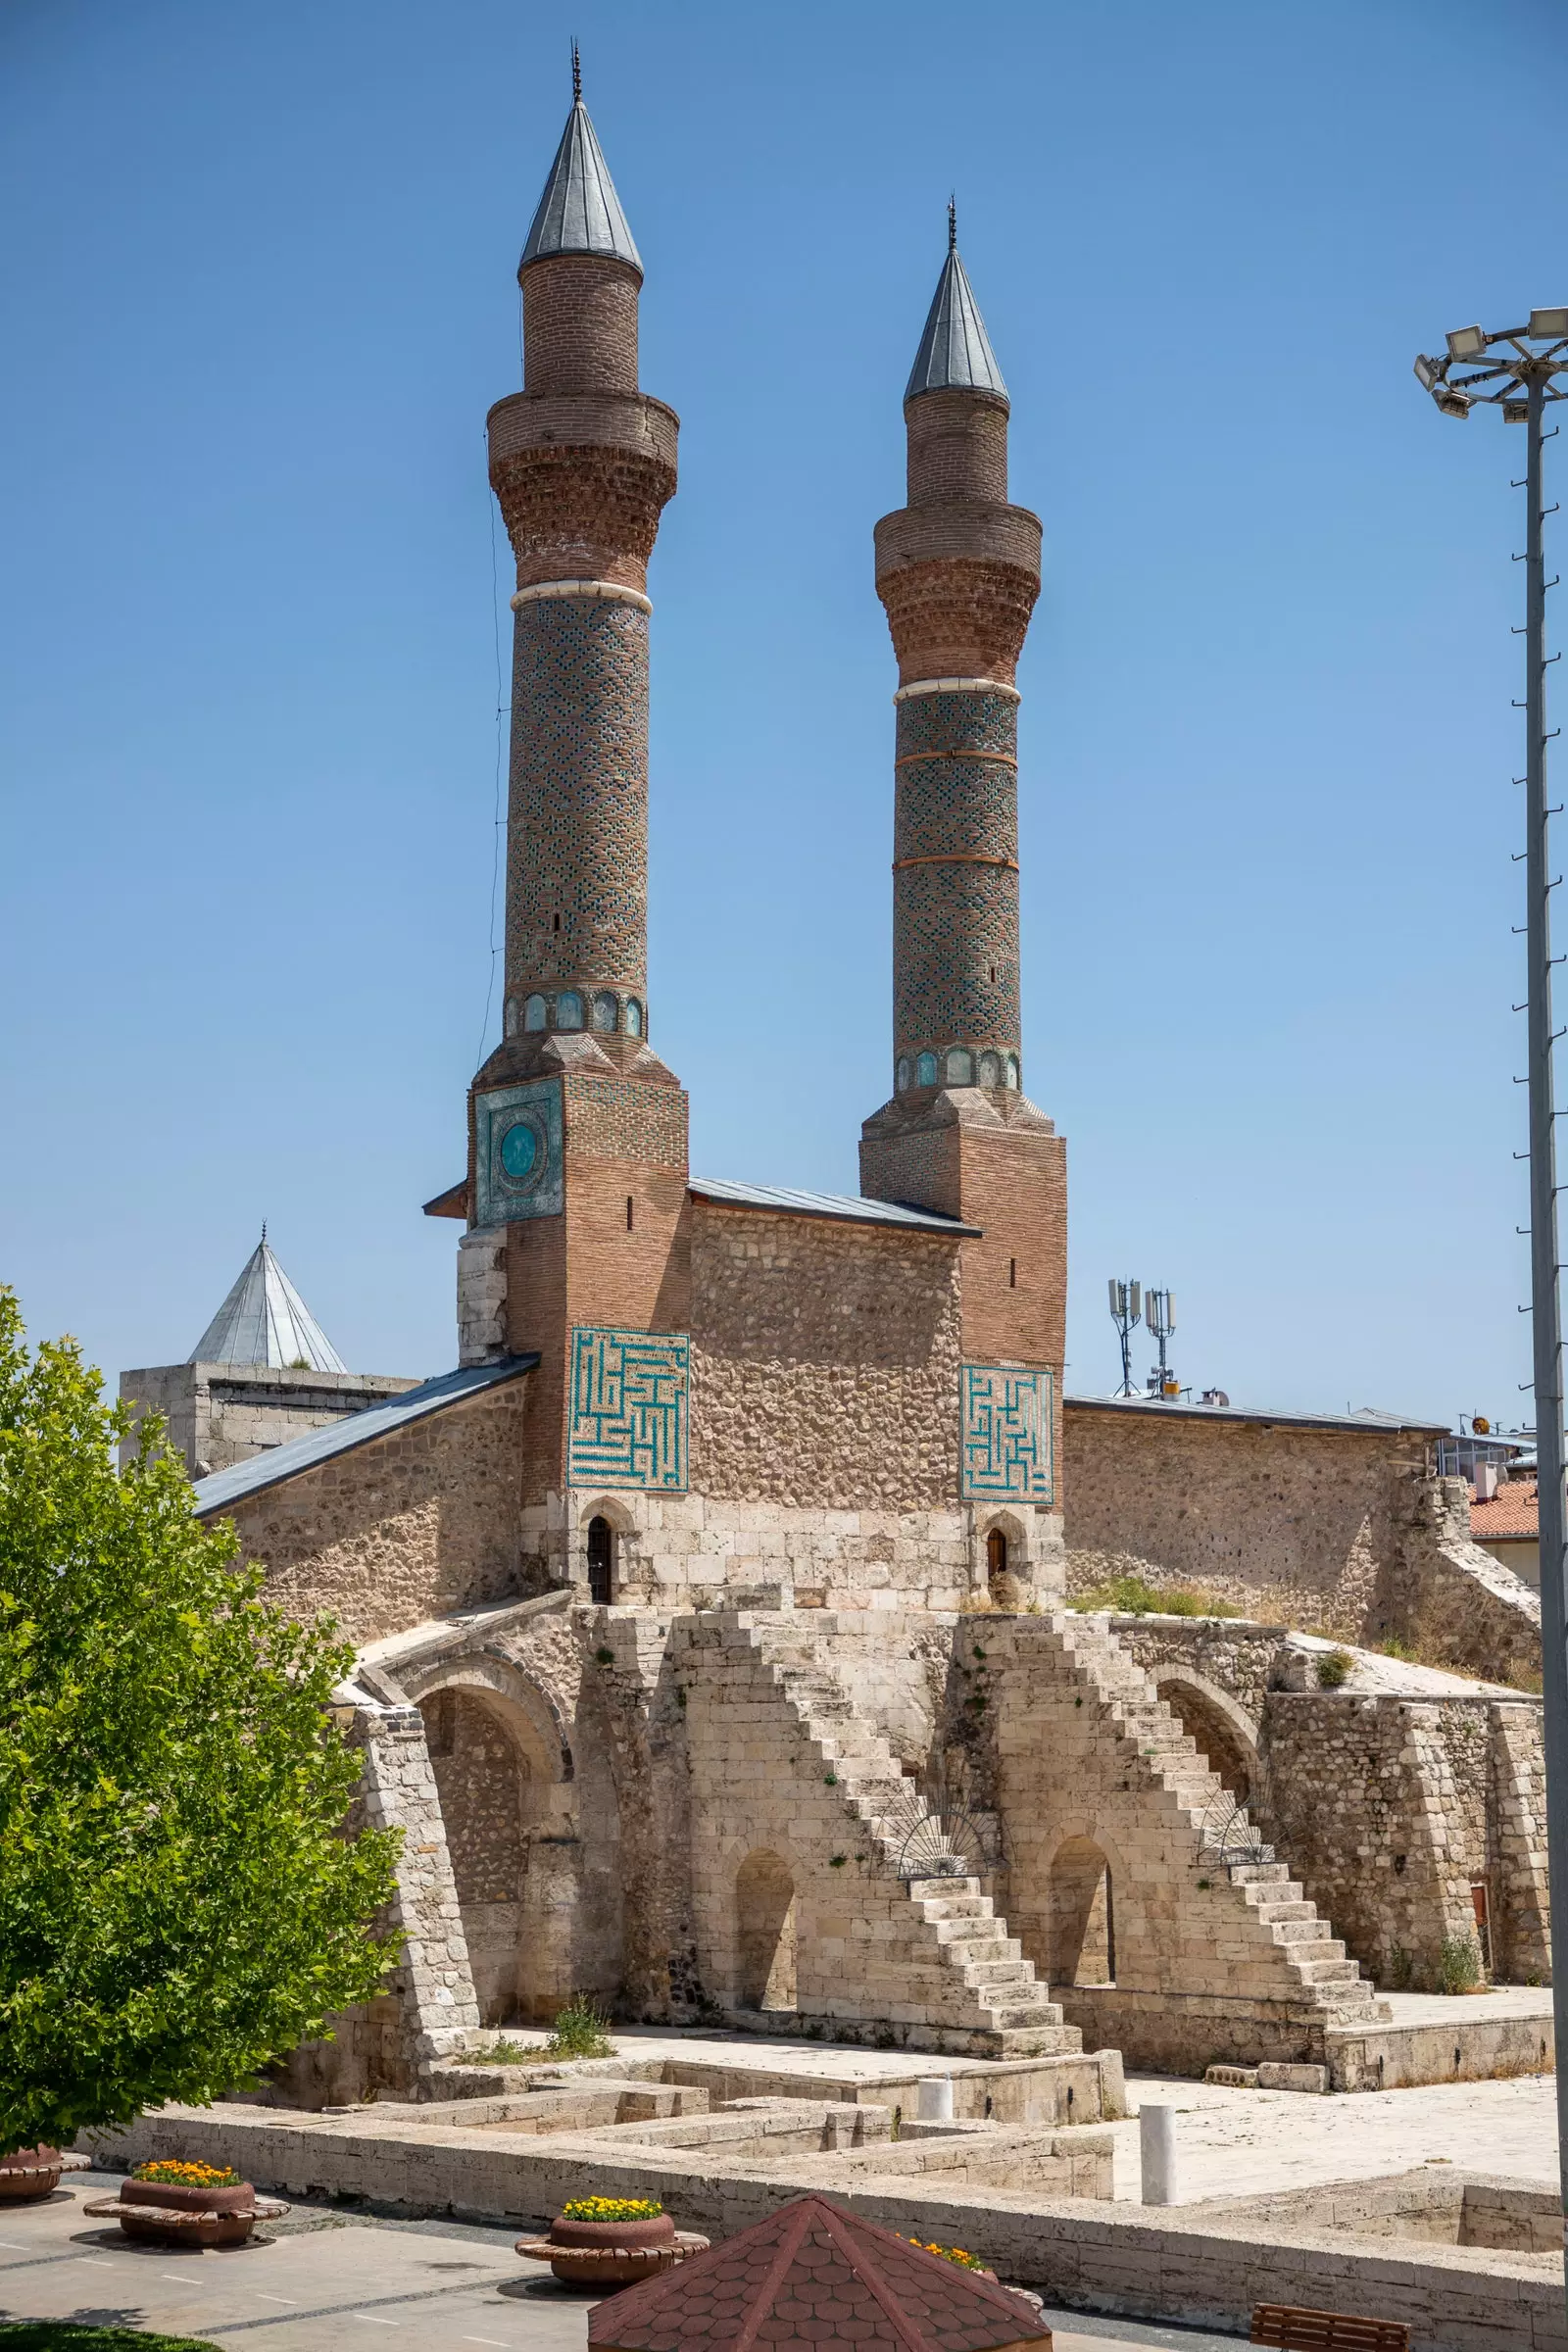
top-left (961, 1362), bottom-right (1054, 1502)
top-left (475, 1078), bottom-right (564, 1225)
top-left (568, 1325), bottom-right (689, 1491)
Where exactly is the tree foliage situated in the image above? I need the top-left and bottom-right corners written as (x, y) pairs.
top-left (0, 1290), bottom-right (401, 2150)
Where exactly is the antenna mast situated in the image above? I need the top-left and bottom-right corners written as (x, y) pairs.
top-left (1107, 1278), bottom-right (1142, 1398)
top-left (1145, 1288), bottom-right (1176, 1397)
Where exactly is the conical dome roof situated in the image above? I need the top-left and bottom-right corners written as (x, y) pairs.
top-left (589, 2192), bottom-right (1049, 2352)
top-left (520, 96), bottom-right (643, 276)
top-left (906, 235), bottom-right (1008, 405)
top-left (188, 1234), bottom-right (348, 1373)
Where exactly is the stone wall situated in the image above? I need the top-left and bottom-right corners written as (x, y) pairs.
top-left (270, 1703), bottom-right (480, 2106)
top-left (688, 1205), bottom-right (963, 1510)
top-left (1064, 1403), bottom-right (1541, 1683)
top-left (1063, 1401), bottom-right (1416, 1630)
top-left (1257, 1692), bottom-right (1550, 1991)
top-left (120, 1362), bottom-right (417, 1479)
top-left (215, 1383), bottom-right (536, 1644)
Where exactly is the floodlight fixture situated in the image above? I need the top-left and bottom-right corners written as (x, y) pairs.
top-left (1413, 354), bottom-right (1441, 392)
top-left (1446, 323), bottom-right (1489, 362)
top-left (1529, 309), bottom-right (1568, 342)
top-left (1436, 388), bottom-right (1472, 418)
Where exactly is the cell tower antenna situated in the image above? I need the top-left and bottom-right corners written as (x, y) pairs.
top-left (1146, 1288), bottom-right (1176, 1397)
top-left (1107, 1277), bottom-right (1142, 1398)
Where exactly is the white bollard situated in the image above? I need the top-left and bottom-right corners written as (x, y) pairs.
top-left (1140, 2102), bottom-right (1179, 2204)
top-left (916, 2076), bottom-right (956, 2122)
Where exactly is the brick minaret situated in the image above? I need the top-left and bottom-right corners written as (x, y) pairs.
top-left (452, 71), bottom-right (692, 1507)
top-left (861, 215), bottom-right (1066, 1442)
top-left (487, 66), bottom-right (677, 1060)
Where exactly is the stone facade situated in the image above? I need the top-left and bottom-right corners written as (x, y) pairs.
top-left (169, 91), bottom-right (1553, 2115)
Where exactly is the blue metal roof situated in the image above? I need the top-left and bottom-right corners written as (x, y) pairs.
top-left (520, 99), bottom-right (643, 275)
top-left (192, 1355), bottom-right (539, 1518)
top-left (689, 1175), bottom-right (980, 1239)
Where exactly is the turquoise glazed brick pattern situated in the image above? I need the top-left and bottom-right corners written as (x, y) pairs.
top-left (568, 1325), bottom-right (689, 1491)
top-left (960, 1362), bottom-right (1054, 1503)
top-left (474, 1078), bottom-right (564, 1226)
top-left (507, 597), bottom-right (650, 1007)
top-left (894, 688), bottom-right (1020, 1069)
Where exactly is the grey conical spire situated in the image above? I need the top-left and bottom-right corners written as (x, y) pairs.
top-left (519, 71), bottom-right (643, 277)
top-left (188, 1233), bottom-right (349, 1372)
top-left (905, 211), bottom-right (1007, 405)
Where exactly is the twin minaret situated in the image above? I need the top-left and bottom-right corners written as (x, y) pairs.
top-left (474, 84), bottom-right (1061, 1409)
top-left (484, 90), bottom-right (1043, 1117)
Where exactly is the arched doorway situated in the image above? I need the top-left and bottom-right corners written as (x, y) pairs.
top-left (587, 1515), bottom-right (614, 1606)
top-left (1049, 1837), bottom-right (1116, 1985)
top-left (735, 1849), bottom-right (797, 2012)
top-left (987, 1528), bottom-right (1008, 1583)
top-left (1156, 1677), bottom-right (1256, 1803)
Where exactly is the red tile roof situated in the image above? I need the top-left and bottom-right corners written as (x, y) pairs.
top-left (588, 2193), bottom-right (1050, 2352)
top-left (1470, 1479), bottom-right (1539, 1540)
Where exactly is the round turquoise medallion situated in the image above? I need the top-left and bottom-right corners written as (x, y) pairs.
top-left (500, 1120), bottom-right (538, 1182)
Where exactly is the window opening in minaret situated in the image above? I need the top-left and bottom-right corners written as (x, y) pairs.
top-left (587, 1516), bottom-right (613, 1606)
top-left (947, 1047), bottom-right (973, 1085)
top-left (1008, 1258), bottom-right (1017, 1289)
top-left (553, 912), bottom-right (562, 932)
top-left (1004, 1054), bottom-right (1019, 1089)
top-left (916, 1051), bottom-right (938, 1087)
top-left (592, 992), bottom-right (617, 1032)
top-left (979, 1052), bottom-right (1001, 1087)
top-left (625, 1196), bottom-right (634, 1231)
top-left (625, 999), bottom-right (643, 1037)
top-left (557, 991), bottom-right (583, 1030)
top-left (523, 995), bottom-right (547, 1031)
top-left (896, 1056), bottom-right (910, 1092)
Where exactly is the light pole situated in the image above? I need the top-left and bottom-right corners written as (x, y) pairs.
top-left (1415, 310), bottom-right (1568, 2249)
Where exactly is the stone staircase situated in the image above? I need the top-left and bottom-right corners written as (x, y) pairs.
top-left (1053, 1612), bottom-right (1391, 2027)
top-left (726, 1612), bottom-right (1079, 2054)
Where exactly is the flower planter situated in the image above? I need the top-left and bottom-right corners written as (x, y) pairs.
top-left (82, 2178), bottom-right (288, 2249)
top-left (515, 2208), bottom-right (709, 2289)
top-left (0, 2148), bottom-right (62, 2203)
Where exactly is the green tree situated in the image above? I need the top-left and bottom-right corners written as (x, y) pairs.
top-left (0, 1289), bottom-right (401, 2150)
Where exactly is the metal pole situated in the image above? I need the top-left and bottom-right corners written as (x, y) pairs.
top-left (1521, 373), bottom-right (1568, 2264)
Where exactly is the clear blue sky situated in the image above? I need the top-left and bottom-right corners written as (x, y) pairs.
top-left (2, 0), bottom-right (1564, 1422)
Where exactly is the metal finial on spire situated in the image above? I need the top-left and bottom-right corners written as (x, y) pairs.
top-left (571, 38), bottom-right (581, 103)
top-left (948, 196), bottom-right (956, 254)
top-left (261, 1220), bottom-right (268, 1245)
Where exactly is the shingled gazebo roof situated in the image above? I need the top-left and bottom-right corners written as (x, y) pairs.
top-left (587, 2194), bottom-right (1051, 2352)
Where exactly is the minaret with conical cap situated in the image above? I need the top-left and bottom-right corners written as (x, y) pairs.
top-left (861, 214), bottom-right (1066, 1447)
top-left (486, 53), bottom-right (678, 1067)
top-left (459, 64), bottom-right (691, 1457)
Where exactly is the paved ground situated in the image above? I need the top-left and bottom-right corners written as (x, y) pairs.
top-left (0, 2175), bottom-right (1245, 2352)
top-left (1111, 2068), bottom-right (1558, 2201)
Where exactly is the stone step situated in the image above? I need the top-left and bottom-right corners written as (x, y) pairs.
top-left (1250, 1900), bottom-right (1316, 1924)
top-left (1271, 1923), bottom-right (1344, 1954)
top-left (915, 1894), bottom-right (993, 1923)
top-left (1230, 1862), bottom-right (1292, 1886)
top-left (1291, 1957), bottom-right (1364, 1986)
top-left (960, 1959), bottom-right (1034, 1990)
top-left (985, 1997), bottom-right (1065, 2030)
